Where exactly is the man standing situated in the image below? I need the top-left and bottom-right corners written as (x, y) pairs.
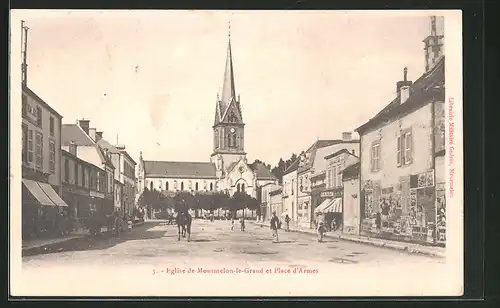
top-left (240, 216), bottom-right (245, 231)
top-left (270, 212), bottom-right (279, 242)
top-left (284, 214), bottom-right (291, 232)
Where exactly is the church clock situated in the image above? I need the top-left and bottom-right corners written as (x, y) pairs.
top-left (230, 127), bottom-right (235, 134)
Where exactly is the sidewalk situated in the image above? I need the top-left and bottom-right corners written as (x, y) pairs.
top-left (22, 228), bottom-right (89, 251)
top-left (251, 221), bottom-right (445, 258)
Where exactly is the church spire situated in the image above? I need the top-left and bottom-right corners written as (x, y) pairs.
top-left (220, 21), bottom-right (236, 108)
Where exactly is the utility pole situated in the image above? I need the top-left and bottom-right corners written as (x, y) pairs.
top-left (21, 20), bottom-right (29, 86)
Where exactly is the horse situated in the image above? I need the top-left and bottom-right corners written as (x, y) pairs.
top-left (176, 212), bottom-right (192, 242)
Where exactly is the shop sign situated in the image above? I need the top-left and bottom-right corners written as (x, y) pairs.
top-left (64, 186), bottom-right (90, 196)
top-left (90, 191), bottom-right (104, 198)
top-left (320, 189), bottom-right (342, 198)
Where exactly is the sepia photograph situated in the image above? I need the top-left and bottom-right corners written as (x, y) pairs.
top-left (10, 10), bottom-right (463, 297)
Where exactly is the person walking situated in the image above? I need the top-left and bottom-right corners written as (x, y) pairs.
top-left (284, 214), bottom-right (291, 232)
top-left (240, 217), bottom-right (245, 231)
top-left (315, 211), bottom-right (326, 242)
top-left (270, 212), bottom-right (279, 242)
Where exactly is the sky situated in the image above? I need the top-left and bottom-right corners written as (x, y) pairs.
top-left (13, 10), bottom-right (438, 166)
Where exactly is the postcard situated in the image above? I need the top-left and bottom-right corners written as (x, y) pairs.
top-left (10, 9), bottom-right (463, 297)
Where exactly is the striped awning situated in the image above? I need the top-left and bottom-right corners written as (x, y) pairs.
top-left (22, 179), bottom-right (56, 206)
top-left (314, 198), bottom-right (332, 213)
top-left (38, 182), bottom-right (69, 207)
top-left (324, 198), bottom-right (342, 213)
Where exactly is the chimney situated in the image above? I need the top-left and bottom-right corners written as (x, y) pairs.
top-left (69, 141), bottom-right (77, 156)
top-left (396, 67), bottom-right (412, 99)
top-left (78, 119), bottom-right (90, 135)
top-left (96, 131), bottom-right (103, 141)
top-left (342, 132), bottom-right (352, 141)
top-left (115, 144), bottom-right (126, 150)
top-left (89, 128), bottom-right (97, 142)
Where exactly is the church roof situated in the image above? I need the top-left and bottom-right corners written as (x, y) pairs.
top-left (143, 161), bottom-right (217, 179)
top-left (220, 37), bottom-right (236, 115)
top-left (214, 31), bottom-right (243, 126)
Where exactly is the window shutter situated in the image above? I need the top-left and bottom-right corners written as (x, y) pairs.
top-left (370, 146), bottom-right (374, 171)
top-left (397, 136), bottom-right (402, 167)
top-left (407, 132), bottom-right (413, 163)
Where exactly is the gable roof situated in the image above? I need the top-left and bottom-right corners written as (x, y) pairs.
top-left (249, 162), bottom-right (277, 180)
top-left (325, 148), bottom-right (359, 160)
top-left (61, 124), bottom-right (95, 146)
top-left (356, 56), bottom-right (445, 134)
top-left (298, 139), bottom-right (360, 174)
top-left (61, 124), bottom-right (114, 169)
top-left (283, 158), bottom-right (300, 175)
top-left (96, 139), bottom-right (120, 154)
top-left (144, 161), bottom-right (217, 179)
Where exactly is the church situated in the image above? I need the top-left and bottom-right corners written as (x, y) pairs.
top-left (136, 29), bottom-right (277, 202)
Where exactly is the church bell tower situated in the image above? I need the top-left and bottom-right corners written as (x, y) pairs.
top-left (210, 22), bottom-right (246, 175)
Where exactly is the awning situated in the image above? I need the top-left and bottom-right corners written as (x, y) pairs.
top-left (325, 198), bottom-right (342, 213)
top-left (314, 198), bottom-right (332, 213)
top-left (22, 179), bottom-right (56, 206)
top-left (38, 182), bottom-right (69, 207)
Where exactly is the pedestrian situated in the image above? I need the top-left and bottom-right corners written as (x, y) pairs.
top-left (240, 217), bottom-right (245, 231)
top-left (231, 218), bottom-right (235, 230)
top-left (270, 211), bottom-right (279, 242)
top-left (316, 211), bottom-right (326, 242)
top-left (375, 212), bottom-right (382, 232)
top-left (284, 214), bottom-right (291, 232)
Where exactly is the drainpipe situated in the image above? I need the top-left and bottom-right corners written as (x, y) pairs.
top-left (358, 134), bottom-right (363, 236)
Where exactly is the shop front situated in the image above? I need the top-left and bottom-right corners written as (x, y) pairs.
top-left (62, 185), bottom-right (91, 230)
top-left (361, 169), bottom-right (441, 245)
top-left (22, 178), bottom-right (69, 238)
top-left (313, 188), bottom-right (343, 231)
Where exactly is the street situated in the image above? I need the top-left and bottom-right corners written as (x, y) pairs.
top-left (17, 219), bottom-right (451, 296)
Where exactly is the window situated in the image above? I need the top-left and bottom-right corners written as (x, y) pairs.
top-left (397, 130), bottom-right (413, 166)
top-left (241, 183), bottom-right (245, 192)
top-left (49, 140), bottom-right (55, 173)
top-left (195, 182), bottom-right (199, 191)
top-left (27, 129), bottom-right (33, 162)
top-left (181, 182), bottom-right (184, 191)
top-left (74, 164), bottom-right (79, 186)
top-left (371, 142), bottom-right (381, 172)
top-left (166, 181), bottom-right (169, 191)
top-left (22, 125), bottom-right (28, 162)
top-left (210, 182), bottom-right (213, 191)
top-left (36, 106), bottom-right (42, 127)
top-left (64, 159), bottom-right (70, 183)
top-left (82, 167), bottom-right (86, 188)
top-left (22, 95), bottom-right (28, 117)
top-left (49, 116), bottom-right (55, 136)
top-left (35, 132), bottom-right (43, 169)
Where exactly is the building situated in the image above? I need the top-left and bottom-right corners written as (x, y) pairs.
top-left (355, 16), bottom-right (445, 246)
top-left (117, 145), bottom-right (136, 217)
top-left (281, 159), bottom-right (299, 224)
top-left (136, 29), bottom-right (277, 204)
top-left (61, 148), bottom-right (109, 229)
top-left (61, 120), bottom-right (115, 218)
top-left (21, 85), bottom-right (69, 238)
top-left (313, 148), bottom-right (360, 232)
top-left (296, 136), bottom-right (360, 228)
top-left (96, 134), bottom-right (136, 217)
top-left (342, 162), bottom-right (361, 235)
top-left (260, 183), bottom-right (282, 221)
top-left (269, 187), bottom-right (283, 218)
